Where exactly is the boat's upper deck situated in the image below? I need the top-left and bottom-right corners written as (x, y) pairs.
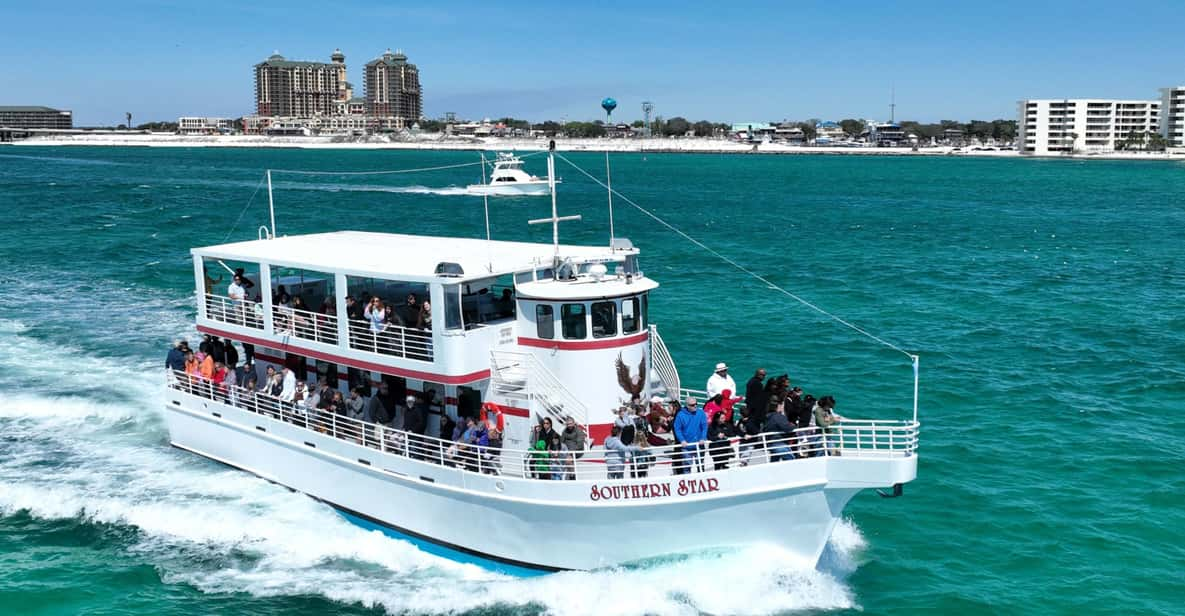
top-left (194, 231), bottom-right (630, 284)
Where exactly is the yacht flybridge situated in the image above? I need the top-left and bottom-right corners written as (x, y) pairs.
top-left (466, 152), bottom-right (557, 196)
top-left (165, 146), bottom-right (919, 573)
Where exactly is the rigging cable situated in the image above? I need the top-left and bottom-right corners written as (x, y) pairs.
top-left (267, 149), bottom-right (548, 176)
top-left (555, 152), bottom-right (916, 363)
top-left (221, 173), bottom-right (268, 243)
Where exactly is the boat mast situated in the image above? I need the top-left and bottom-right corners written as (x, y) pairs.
top-left (528, 140), bottom-right (581, 266)
top-left (481, 151), bottom-right (492, 271)
top-left (266, 169), bottom-right (276, 239)
top-left (601, 97), bottom-right (617, 247)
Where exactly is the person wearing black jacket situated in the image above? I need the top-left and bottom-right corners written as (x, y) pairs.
top-left (763, 407), bottom-right (796, 462)
top-left (786, 387), bottom-right (810, 428)
top-left (223, 338), bottom-right (239, 373)
top-left (745, 368), bottom-right (768, 427)
top-left (707, 412), bottom-right (739, 470)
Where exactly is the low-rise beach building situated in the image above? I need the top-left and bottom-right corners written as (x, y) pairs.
top-left (0, 105), bottom-right (73, 129)
top-left (178, 117), bottom-right (234, 135)
top-left (1017, 98), bottom-right (1160, 155)
top-left (814, 121), bottom-right (845, 144)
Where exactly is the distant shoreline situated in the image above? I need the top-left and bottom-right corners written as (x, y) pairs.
top-left (5, 133), bottom-right (1184, 161)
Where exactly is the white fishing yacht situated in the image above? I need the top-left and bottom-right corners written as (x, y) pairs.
top-left (165, 146), bottom-right (919, 574)
top-left (466, 152), bottom-right (557, 196)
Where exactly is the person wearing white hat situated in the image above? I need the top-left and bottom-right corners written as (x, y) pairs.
top-left (706, 362), bottom-right (736, 400)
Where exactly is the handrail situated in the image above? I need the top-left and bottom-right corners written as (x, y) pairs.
top-left (167, 369), bottom-right (918, 483)
top-left (272, 303), bottom-right (339, 345)
top-left (648, 324), bottom-right (681, 398)
top-left (203, 293), bottom-right (264, 330)
top-left (346, 318), bottom-right (434, 362)
top-left (490, 350), bottom-right (589, 435)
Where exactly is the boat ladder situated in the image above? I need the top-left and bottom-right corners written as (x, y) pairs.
top-left (489, 350), bottom-right (590, 438)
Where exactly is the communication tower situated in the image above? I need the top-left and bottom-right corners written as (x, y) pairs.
top-left (642, 101), bottom-right (654, 137)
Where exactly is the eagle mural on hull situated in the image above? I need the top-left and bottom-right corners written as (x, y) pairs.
top-left (615, 352), bottom-right (646, 405)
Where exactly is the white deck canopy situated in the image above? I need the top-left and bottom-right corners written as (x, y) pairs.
top-left (194, 231), bottom-right (631, 283)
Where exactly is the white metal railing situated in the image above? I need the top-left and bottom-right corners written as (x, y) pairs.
top-left (346, 319), bottom-right (433, 362)
top-left (272, 304), bottom-right (340, 345)
top-left (203, 293), bottom-right (264, 329)
top-left (172, 368), bottom-right (918, 483)
top-left (648, 324), bottom-right (681, 398)
top-left (168, 369), bottom-right (917, 481)
top-left (490, 350), bottom-right (589, 434)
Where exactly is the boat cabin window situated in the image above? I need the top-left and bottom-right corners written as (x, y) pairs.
top-left (461, 274), bottom-right (516, 328)
top-left (199, 257), bottom-right (262, 329)
top-left (640, 293), bottom-right (648, 329)
top-left (442, 284), bottom-right (462, 330)
top-left (561, 303), bottom-right (587, 339)
top-left (535, 304), bottom-right (554, 339)
top-left (494, 176), bottom-right (517, 182)
top-left (270, 265), bottom-right (336, 314)
top-left (346, 276), bottom-right (430, 328)
top-left (591, 301), bottom-right (617, 338)
top-left (621, 297), bottom-right (640, 334)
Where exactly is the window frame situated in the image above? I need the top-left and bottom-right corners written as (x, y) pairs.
top-left (621, 296), bottom-right (640, 334)
top-left (535, 304), bottom-right (554, 339)
top-left (591, 300), bottom-right (617, 338)
top-left (560, 303), bottom-right (587, 340)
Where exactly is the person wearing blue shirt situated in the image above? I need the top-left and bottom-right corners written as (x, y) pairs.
top-left (673, 396), bottom-right (707, 474)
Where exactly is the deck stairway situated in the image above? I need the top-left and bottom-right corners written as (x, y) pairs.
top-left (648, 324), bottom-right (681, 400)
top-left (489, 350), bottom-right (590, 437)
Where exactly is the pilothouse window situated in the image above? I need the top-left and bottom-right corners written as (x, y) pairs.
top-left (591, 301), bottom-right (617, 338)
top-left (561, 304), bottom-right (586, 339)
top-left (536, 305), bottom-right (554, 339)
top-left (622, 297), bottom-right (640, 334)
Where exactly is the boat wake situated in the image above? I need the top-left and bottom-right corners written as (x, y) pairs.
top-left (280, 182), bottom-right (477, 197)
top-left (0, 285), bottom-right (865, 614)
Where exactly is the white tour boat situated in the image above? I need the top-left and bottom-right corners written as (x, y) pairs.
top-left (466, 152), bottom-right (557, 196)
top-left (165, 147), bottom-right (919, 574)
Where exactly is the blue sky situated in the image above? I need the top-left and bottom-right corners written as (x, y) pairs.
top-left (3, 0), bottom-right (1184, 126)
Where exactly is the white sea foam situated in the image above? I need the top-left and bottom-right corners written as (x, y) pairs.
top-left (0, 281), bottom-right (866, 615)
top-left (281, 182), bottom-right (477, 197)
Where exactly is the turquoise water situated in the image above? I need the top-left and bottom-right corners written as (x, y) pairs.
top-left (1, 146), bottom-right (1183, 615)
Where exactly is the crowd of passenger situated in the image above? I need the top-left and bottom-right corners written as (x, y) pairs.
top-left (166, 334), bottom-right (507, 471)
top-left (167, 335), bottom-right (843, 478)
top-left (591, 362), bottom-right (847, 474)
top-left (207, 267), bottom-right (433, 350)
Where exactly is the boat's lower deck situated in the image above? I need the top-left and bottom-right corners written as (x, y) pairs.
top-left (164, 376), bottom-right (917, 570)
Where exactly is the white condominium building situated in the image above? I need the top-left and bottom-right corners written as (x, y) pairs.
top-left (1160, 87), bottom-right (1185, 148)
top-left (1018, 99), bottom-right (1160, 155)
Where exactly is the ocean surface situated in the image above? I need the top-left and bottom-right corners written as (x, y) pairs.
top-left (0, 146), bottom-right (1182, 615)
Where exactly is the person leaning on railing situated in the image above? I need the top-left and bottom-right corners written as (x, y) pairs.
top-left (812, 396), bottom-right (846, 455)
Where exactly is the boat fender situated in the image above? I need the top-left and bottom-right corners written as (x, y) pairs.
top-left (877, 483), bottom-right (904, 498)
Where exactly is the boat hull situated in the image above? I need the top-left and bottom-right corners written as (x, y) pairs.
top-left (163, 392), bottom-right (912, 572)
top-left (466, 181), bottom-right (554, 196)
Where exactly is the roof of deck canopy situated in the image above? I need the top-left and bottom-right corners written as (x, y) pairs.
top-left (193, 231), bottom-right (632, 283)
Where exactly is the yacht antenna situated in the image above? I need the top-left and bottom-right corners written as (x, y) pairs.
top-left (528, 140), bottom-right (581, 260)
top-left (266, 169), bottom-right (276, 238)
top-left (601, 97), bottom-right (618, 247)
top-left (481, 151), bottom-right (492, 271)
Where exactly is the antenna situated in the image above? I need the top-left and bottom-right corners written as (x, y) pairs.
top-left (481, 151), bottom-right (492, 271)
top-left (601, 97), bottom-right (618, 247)
top-left (528, 141), bottom-right (581, 261)
top-left (890, 86), bottom-right (896, 124)
top-left (266, 169), bottom-right (276, 238)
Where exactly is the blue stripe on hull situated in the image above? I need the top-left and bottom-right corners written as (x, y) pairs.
top-left (334, 509), bottom-right (554, 578)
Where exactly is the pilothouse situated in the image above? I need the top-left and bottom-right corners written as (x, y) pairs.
top-left (165, 144), bottom-right (919, 573)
